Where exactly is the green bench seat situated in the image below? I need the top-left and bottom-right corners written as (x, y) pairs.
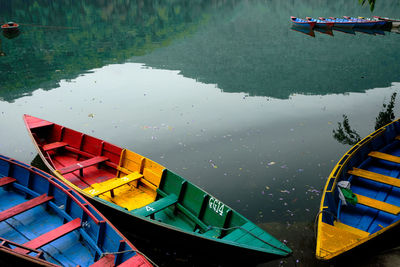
top-left (133, 194), bottom-right (178, 217)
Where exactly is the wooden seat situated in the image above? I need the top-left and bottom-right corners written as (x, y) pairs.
top-left (349, 168), bottom-right (400, 188)
top-left (368, 151), bottom-right (400, 164)
top-left (133, 194), bottom-right (178, 218)
top-left (58, 156), bottom-right (108, 176)
top-left (85, 172), bottom-right (143, 197)
top-left (0, 194), bottom-right (54, 222)
top-left (14, 218), bottom-right (81, 254)
top-left (42, 142), bottom-right (67, 152)
top-left (0, 176), bottom-right (16, 187)
top-left (354, 193), bottom-right (400, 215)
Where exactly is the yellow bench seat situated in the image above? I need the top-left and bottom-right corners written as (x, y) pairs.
top-left (354, 193), bottom-right (400, 215)
top-left (348, 168), bottom-right (400, 188)
top-left (85, 172), bottom-right (143, 197)
top-left (368, 151), bottom-right (400, 164)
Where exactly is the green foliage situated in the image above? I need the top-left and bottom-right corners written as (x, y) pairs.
top-left (333, 115), bottom-right (361, 146)
top-left (375, 92), bottom-right (397, 130)
top-left (359, 0), bottom-right (376, 11)
top-left (333, 92), bottom-right (397, 145)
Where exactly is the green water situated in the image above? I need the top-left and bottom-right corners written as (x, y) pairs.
top-left (1, 0), bottom-right (400, 266)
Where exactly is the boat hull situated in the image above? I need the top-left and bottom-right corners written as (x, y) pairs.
top-left (291, 16), bottom-right (316, 29)
top-left (88, 195), bottom-right (286, 266)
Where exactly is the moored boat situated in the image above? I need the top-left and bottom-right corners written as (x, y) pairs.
top-left (316, 118), bottom-right (400, 260)
top-left (0, 154), bottom-right (152, 266)
top-left (1, 22), bottom-right (19, 32)
top-left (343, 16), bottom-right (379, 28)
top-left (290, 16), bottom-right (316, 29)
top-left (23, 115), bottom-right (292, 265)
top-left (306, 17), bottom-right (334, 28)
top-left (320, 17), bottom-right (356, 28)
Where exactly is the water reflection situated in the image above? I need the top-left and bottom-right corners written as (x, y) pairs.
top-left (0, 0), bottom-right (218, 102)
top-left (291, 24), bottom-right (399, 38)
top-left (333, 92), bottom-right (397, 145)
top-left (0, 0), bottom-right (400, 102)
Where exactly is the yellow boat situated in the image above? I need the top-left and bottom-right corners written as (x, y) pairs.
top-left (316, 118), bottom-right (400, 260)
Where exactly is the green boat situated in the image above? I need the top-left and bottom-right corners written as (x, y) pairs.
top-left (24, 114), bottom-right (292, 265)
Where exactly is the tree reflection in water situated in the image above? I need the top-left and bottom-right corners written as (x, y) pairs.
top-left (333, 92), bottom-right (397, 145)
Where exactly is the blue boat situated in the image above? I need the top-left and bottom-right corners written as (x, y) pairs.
top-left (290, 16), bottom-right (316, 29)
top-left (319, 17), bottom-right (356, 28)
top-left (343, 16), bottom-right (379, 28)
top-left (0, 154), bottom-right (152, 266)
top-left (305, 17), bottom-right (334, 28)
top-left (316, 119), bottom-right (400, 260)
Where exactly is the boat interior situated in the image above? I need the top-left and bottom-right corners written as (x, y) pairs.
top-left (0, 155), bottom-right (136, 266)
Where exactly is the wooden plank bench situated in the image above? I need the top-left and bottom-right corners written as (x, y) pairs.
top-left (58, 156), bottom-right (108, 176)
top-left (354, 193), bottom-right (400, 215)
top-left (86, 172), bottom-right (143, 197)
top-left (0, 176), bottom-right (16, 187)
top-left (14, 218), bottom-right (81, 254)
top-left (42, 142), bottom-right (67, 152)
top-left (368, 151), bottom-right (400, 164)
top-left (349, 168), bottom-right (400, 188)
top-left (0, 194), bottom-right (54, 222)
top-left (133, 194), bottom-right (178, 218)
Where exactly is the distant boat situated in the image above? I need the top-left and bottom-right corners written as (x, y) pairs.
top-left (316, 119), bottom-right (400, 260)
top-left (290, 16), bottom-right (316, 29)
top-left (0, 154), bottom-right (152, 266)
top-left (23, 114), bottom-right (292, 265)
top-left (320, 17), bottom-right (356, 28)
top-left (306, 17), bottom-right (334, 28)
top-left (1, 22), bottom-right (19, 32)
top-left (343, 16), bottom-right (380, 28)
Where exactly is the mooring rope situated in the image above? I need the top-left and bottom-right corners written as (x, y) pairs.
top-left (313, 210), bottom-right (338, 241)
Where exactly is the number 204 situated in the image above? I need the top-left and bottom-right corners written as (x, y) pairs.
top-left (209, 197), bottom-right (224, 216)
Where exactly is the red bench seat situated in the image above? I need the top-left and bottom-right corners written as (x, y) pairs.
top-left (58, 156), bottom-right (108, 176)
top-left (14, 218), bottom-right (81, 254)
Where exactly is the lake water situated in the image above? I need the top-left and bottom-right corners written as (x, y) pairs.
top-left (1, 0), bottom-right (400, 266)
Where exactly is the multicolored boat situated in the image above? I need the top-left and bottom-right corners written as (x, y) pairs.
top-left (323, 17), bottom-right (356, 28)
top-left (316, 118), bottom-right (400, 260)
top-left (343, 16), bottom-right (382, 28)
top-left (0, 154), bottom-right (152, 266)
top-left (290, 16), bottom-right (316, 29)
top-left (306, 17), bottom-right (334, 28)
top-left (23, 115), bottom-right (292, 265)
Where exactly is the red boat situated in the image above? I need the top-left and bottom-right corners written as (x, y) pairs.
top-left (1, 22), bottom-right (19, 31)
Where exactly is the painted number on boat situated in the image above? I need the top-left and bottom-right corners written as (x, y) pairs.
top-left (209, 197), bottom-right (224, 216)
